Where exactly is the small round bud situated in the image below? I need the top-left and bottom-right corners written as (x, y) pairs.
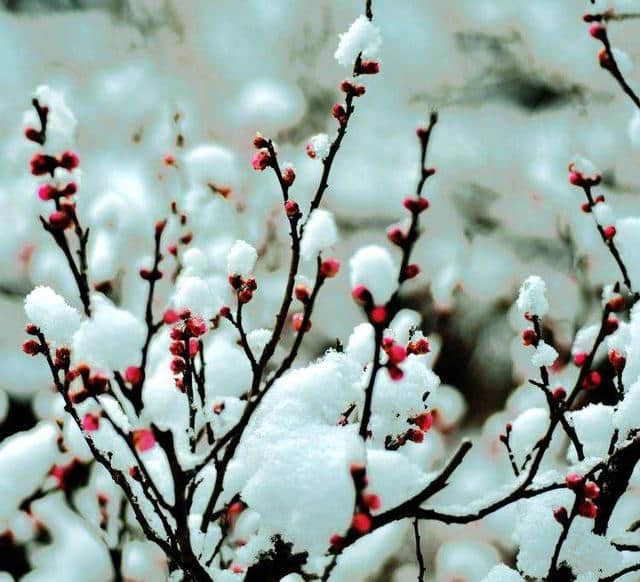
top-left (573, 352), bottom-right (587, 367)
top-left (403, 196), bottom-right (429, 214)
top-left (22, 339), bottom-right (41, 356)
top-left (404, 264), bottom-right (420, 280)
top-left (589, 23), bottom-right (606, 41)
top-left (522, 329), bottom-right (537, 346)
top-left (295, 284), bottom-right (310, 303)
top-left (370, 305), bottom-right (388, 325)
top-left (125, 366), bottom-right (142, 385)
top-left (582, 370), bottom-right (602, 390)
top-left (603, 225), bottom-right (616, 240)
top-left (281, 165), bottom-right (296, 186)
top-left (565, 473), bottom-right (584, 490)
top-left (292, 312), bottom-right (311, 332)
top-left (578, 499), bottom-right (598, 519)
top-left (251, 149), bottom-right (271, 171)
top-left (320, 257), bottom-right (340, 278)
top-left (553, 506), bottom-right (568, 525)
top-left (351, 512), bottom-right (372, 534)
top-left (252, 132), bottom-right (269, 149)
top-left (284, 199), bottom-right (300, 218)
top-left (356, 60), bottom-right (380, 75)
top-left (608, 349), bottom-right (626, 373)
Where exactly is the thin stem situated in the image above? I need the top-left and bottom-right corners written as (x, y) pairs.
top-left (413, 518), bottom-right (426, 582)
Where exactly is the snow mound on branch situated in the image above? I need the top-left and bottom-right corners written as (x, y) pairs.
top-left (24, 286), bottom-right (81, 346)
top-left (334, 15), bottom-right (381, 67)
top-left (72, 295), bottom-right (145, 372)
top-left (300, 209), bottom-right (338, 261)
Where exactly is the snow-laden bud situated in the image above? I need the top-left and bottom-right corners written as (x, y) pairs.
top-left (300, 209), bottom-right (338, 261)
top-left (24, 286), bottom-right (81, 346)
top-left (226, 240), bottom-right (257, 277)
top-left (306, 133), bottom-right (331, 160)
top-left (350, 245), bottom-right (397, 305)
top-left (531, 341), bottom-right (558, 368)
top-left (516, 275), bottom-right (549, 318)
top-left (334, 15), bottom-right (382, 68)
top-left (568, 155), bottom-right (601, 187)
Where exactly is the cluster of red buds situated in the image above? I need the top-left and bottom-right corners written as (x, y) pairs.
top-left (382, 336), bottom-right (407, 380)
top-left (554, 473), bottom-right (600, 522)
top-left (568, 162), bottom-right (602, 190)
top-left (61, 362), bottom-right (108, 404)
top-left (351, 285), bottom-right (387, 326)
top-left (406, 336), bottom-right (430, 356)
top-left (168, 309), bottom-right (207, 390)
top-left (229, 272), bottom-right (258, 304)
top-left (386, 411), bottom-right (434, 450)
top-left (584, 17), bottom-right (616, 70)
top-left (329, 463), bottom-right (381, 552)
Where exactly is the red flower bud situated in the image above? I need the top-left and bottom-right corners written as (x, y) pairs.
top-left (252, 133), bottom-right (269, 149)
top-left (292, 312), bottom-right (311, 332)
top-left (386, 344), bottom-right (407, 365)
top-left (414, 412), bottom-right (433, 432)
top-left (578, 499), bottom-right (598, 519)
top-left (59, 150), bottom-right (80, 170)
top-left (573, 352), bottom-right (587, 367)
top-left (387, 364), bottom-right (404, 381)
top-left (552, 386), bottom-right (567, 401)
top-left (607, 294), bottom-right (625, 312)
top-left (82, 413), bottom-right (100, 432)
top-left (351, 512), bottom-right (372, 534)
top-left (295, 284), bottom-right (310, 303)
top-left (320, 257), bottom-right (340, 278)
top-left (281, 165), bottom-right (296, 186)
top-left (583, 482), bottom-right (600, 500)
top-left (284, 199), bottom-right (300, 218)
top-left (132, 428), bottom-right (156, 452)
top-left (404, 264), bottom-right (420, 280)
top-left (403, 196), bottom-right (429, 214)
top-left (163, 309), bottom-right (180, 324)
top-left (582, 370), bottom-right (602, 390)
top-left (22, 339), bottom-right (41, 356)
top-left (363, 493), bottom-right (381, 511)
top-left (49, 210), bottom-right (72, 230)
top-left (589, 23), bottom-right (606, 41)
top-left (565, 473), bottom-right (584, 490)
top-left (387, 226), bottom-right (406, 247)
top-left (370, 305), bottom-right (387, 325)
top-left (406, 428), bottom-right (424, 443)
top-left (356, 60), bottom-right (380, 75)
top-left (553, 506), bottom-right (568, 525)
top-left (351, 285), bottom-right (371, 306)
top-left (608, 349), bottom-right (626, 373)
top-left (251, 149), bottom-right (271, 171)
top-left (522, 329), bottom-right (537, 346)
top-left (603, 225), bottom-right (616, 240)
top-left (125, 366), bottom-right (142, 385)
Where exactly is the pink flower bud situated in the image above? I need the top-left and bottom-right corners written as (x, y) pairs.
top-left (292, 312), bottom-right (311, 332)
top-left (125, 366), bottom-right (142, 385)
top-left (553, 506), bottom-right (568, 525)
top-left (351, 285), bottom-right (371, 306)
top-left (132, 428), bottom-right (156, 452)
top-left (59, 151), bottom-right (80, 171)
top-left (295, 284), bottom-right (310, 303)
top-left (522, 329), bottom-right (537, 346)
top-left (351, 512), bottom-right (372, 534)
top-left (284, 199), bottom-right (300, 218)
top-left (82, 413), bottom-right (100, 432)
top-left (370, 305), bottom-right (387, 325)
top-left (281, 165), bottom-right (296, 186)
top-left (608, 349), bottom-right (626, 373)
top-left (589, 23), bottom-right (606, 41)
top-left (356, 60), bottom-right (380, 75)
top-left (252, 133), bottom-right (269, 149)
top-left (363, 493), bottom-right (381, 511)
top-left (404, 264), bottom-right (420, 280)
top-left (251, 149), bottom-right (271, 171)
top-left (22, 339), bottom-right (41, 356)
top-left (607, 294), bottom-right (625, 312)
top-left (582, 370), bottom-right (602, 390)
top-left (578, 499), bottom-right (598, 519)
top-left (387, 364), bottom-right (404, 381)
top-left (583, 482), bottom-right (600, 500)
top-left (603, 225), bottom-right (616, 240)
top-left (320, 257), bottom-right (340, 278)
top-left (573, 352), bottom-right (587, 367)
top-left (37, 184), bottom-right (56, 201)
top-left (387, 226), bottom-right (406, 247)
top-left (552, 386), bottom-right (567, 401)
top-left (163, 309), bottom-right (180, 324)
top-left (387, 344), bottom-right (407, 365)
top-left (414, 412), bottom-right (433, 432)
top-left (49, 210), bottom-right (72, 230)
top-left (403, 196), bottom-right (429, 214)
top-left (565, 473), bottom-right (584, 490)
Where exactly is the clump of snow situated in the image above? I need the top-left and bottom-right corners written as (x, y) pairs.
top-left (72, 295), bottom-right (145, 372)
top-left (306, 133), bottom-right (331, 160)
top-left (509, 407), bottom-right (549, 467)
top-left (226, 240), bottom-right (257, 277)
top-left (334, 15), bottom-right (382, 67)
top-left (24, 286), bottom-right (82, 346)
top-left (350, 245), bottom-right (397, 304)
top-left (173, 275), bottom-right (221, 320)
top-left (516, 275), bottom-right (549, 317)
top-left (531, 340), bottom-right (558, 367)
top-left (568, 404), bottom-right (614, 460)
top-left (300, 209), bottom-right (338, 261)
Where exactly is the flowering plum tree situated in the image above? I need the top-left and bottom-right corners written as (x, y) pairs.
top-left (5, 2), bottom-right (640, 581)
